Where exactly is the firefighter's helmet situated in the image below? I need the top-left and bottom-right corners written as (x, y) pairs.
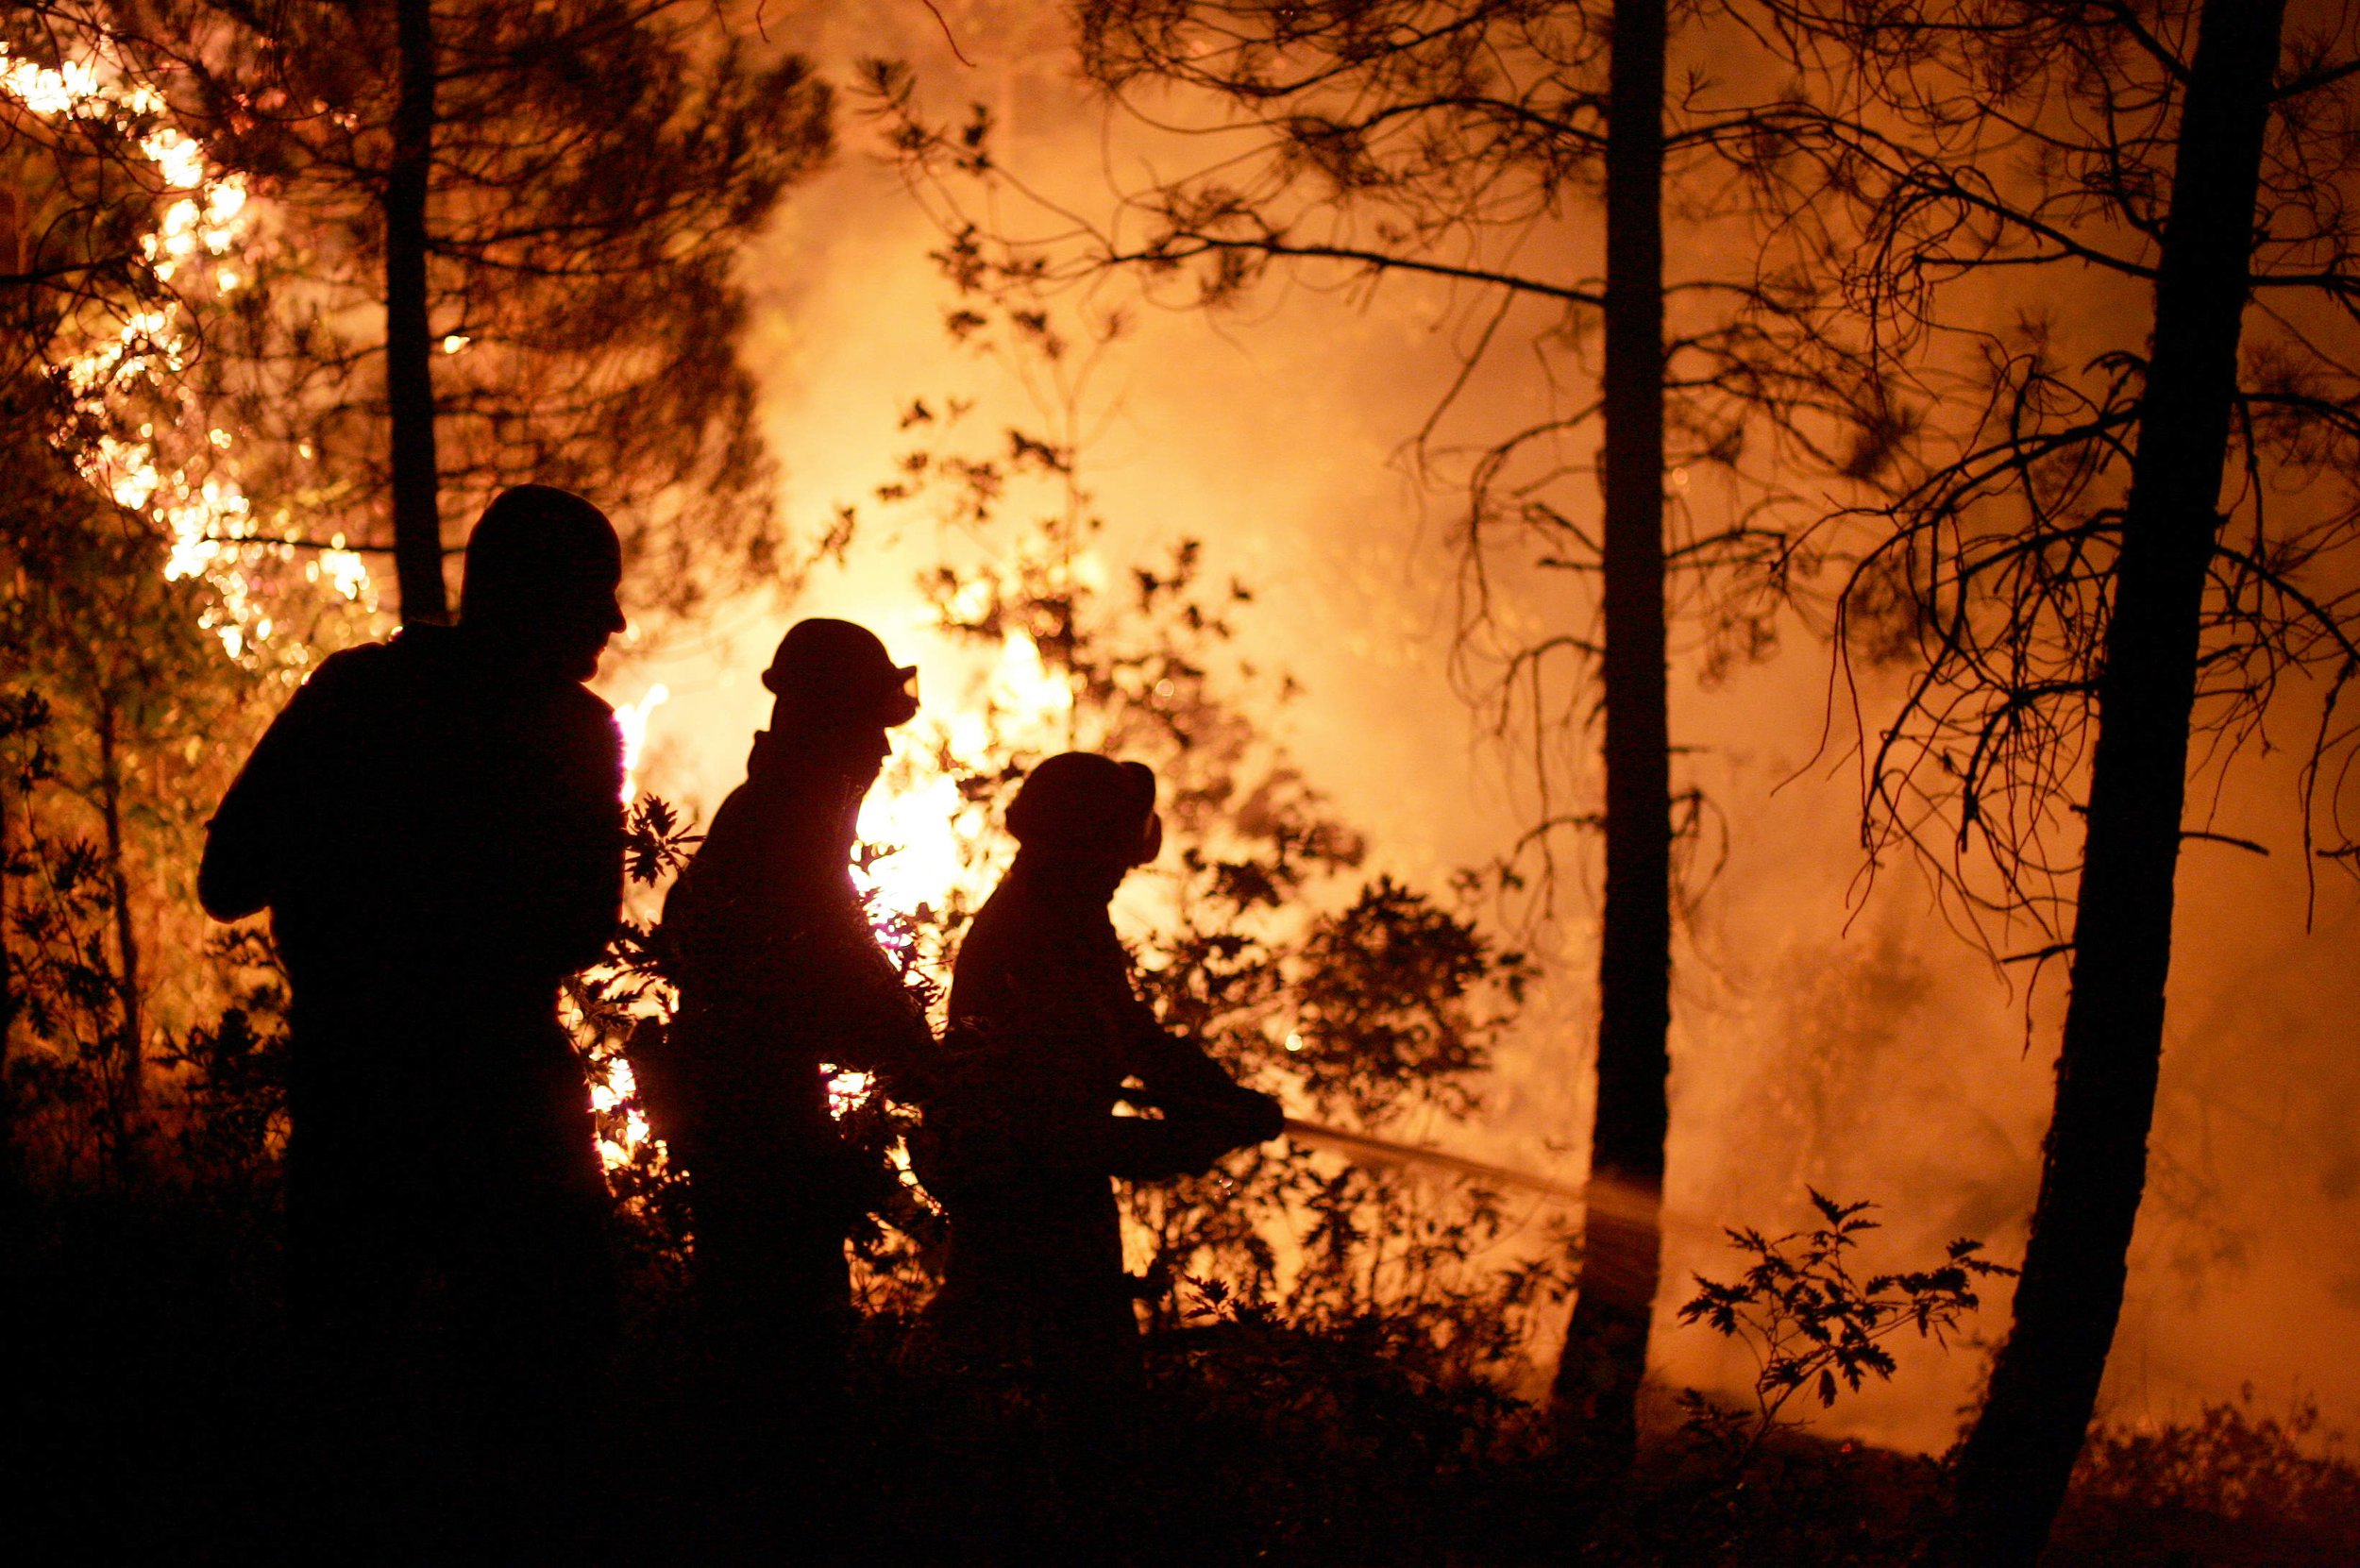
top-left (761, 617), bottom-right (920, 728)
top-left (1006, 751), bottom-right (1161, 867)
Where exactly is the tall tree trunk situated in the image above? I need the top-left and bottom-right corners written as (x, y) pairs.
top-left (0, 743), bottom-right (20, 1209)
top-left (1952, 3), bottom-right (2287, 1561)
top-left (92, 691), bottom-right (143, 1160)
top-left (1551, 0), bottom-right (1671, 1472)
top-left (385, 0), bottom-right (446, 623)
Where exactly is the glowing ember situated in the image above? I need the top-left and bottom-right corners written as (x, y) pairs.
top-left (580, 1003), bottom-right (670, 1175)
top-left (589, 1054), bottom-right (639, 1112)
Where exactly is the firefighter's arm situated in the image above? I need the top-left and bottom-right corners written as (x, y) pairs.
top-left (1104, 1114), bottom-right (1237, 1182)
top-left (540, 699), bottom-right (627, 974)
top-left (1105, 1086), bottom-right (1285, 1181)
top-left (1112, 1013), bottom-right (1283, 1178)
top-left (198, 659), bottom-right (349, 920)
top-left (1125, 1003), bottom-right (1283, 1136)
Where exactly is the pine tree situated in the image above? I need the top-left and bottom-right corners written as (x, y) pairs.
top-left (140, 0), bottom-right (832, 621)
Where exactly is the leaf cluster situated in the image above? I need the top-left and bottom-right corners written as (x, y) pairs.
top-left (152, 927), bottom-right (289, 1188)
top-left (1676, 1188), bottom-right (2014, 1468)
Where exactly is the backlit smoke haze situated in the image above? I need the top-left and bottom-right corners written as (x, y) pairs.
top-left (600, 1), bottom-right (2360, 1455)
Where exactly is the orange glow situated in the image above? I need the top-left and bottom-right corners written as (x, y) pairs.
top-left (851, 625), bottom-right (1077, 928)
top-left (584, 624), bottom-right (1087, 1186)
top-left (1, 42), bottom-right (360, 659)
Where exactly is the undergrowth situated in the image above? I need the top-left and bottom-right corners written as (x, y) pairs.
top-left (10, 1178), bottom-right (2356, 1566)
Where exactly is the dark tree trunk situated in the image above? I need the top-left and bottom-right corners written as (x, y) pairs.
top-left (93, 692), bottom-right (143, 1154)
top-left (385, 0), bottom-right (446, 623)
top-left (1952, 2), bottom-right (2287, 1561)
top-left (1551, 0), bottom-right (1671, 1473)
top-left (0, 750), bottom-right (19, 1208)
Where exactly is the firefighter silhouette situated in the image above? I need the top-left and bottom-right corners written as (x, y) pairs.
top-left (649, 617), bottom-right (931, 1393)
top-left (198, 485), bottom-right (627, 1442)
top-left (920, 752), bottom-right (1284, 1388)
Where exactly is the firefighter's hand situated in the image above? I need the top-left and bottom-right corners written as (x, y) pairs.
top-left (1164, 1089), bottom-right (1282, 1173)
top-left (1233, 1088), bottom-right (1284, 1146)
top-left (1107, 1115), bottom-right (1232, 1182)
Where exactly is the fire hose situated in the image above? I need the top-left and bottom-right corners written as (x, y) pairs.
top-left (1279, 1116), bottom-right (1585, 1203)
top-left (1274, 1115), bottom-right (1708, 1242)
top-left (1126, 1086), bottom-right (1630, 1218)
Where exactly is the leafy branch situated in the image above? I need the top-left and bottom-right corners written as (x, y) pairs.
top-left (1677, 1189), bottom-right (2014, 1466)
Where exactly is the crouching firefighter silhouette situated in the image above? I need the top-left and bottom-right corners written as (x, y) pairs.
top-left (645, 618), bottom-right (932, 1406)
top-left (197, 486), bottom-right (628, 1525)
top-left (919, 752), bottom-right (1283, 1396)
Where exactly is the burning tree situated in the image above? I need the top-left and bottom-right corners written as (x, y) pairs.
top-left (110, 0), bottom-right (831, 624)
top-left (1, 0), bottom-right (831, 1184)
top-left (1, 19), bottom-right (361, 1181)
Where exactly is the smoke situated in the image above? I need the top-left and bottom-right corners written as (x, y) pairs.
top-left (605, 1), bottom-right (2360, 1456)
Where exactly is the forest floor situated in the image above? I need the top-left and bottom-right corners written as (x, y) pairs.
top-left (9, 1185), bottom-right (2357, 1566)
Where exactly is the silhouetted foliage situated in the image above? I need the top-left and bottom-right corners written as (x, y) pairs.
top-left (1677, 1189), bottom-right (2012, 1469)
top-left (153, 929), bottom-right (288, 1189)
top-left (2054, 1394), bottom-right (2360, 1568)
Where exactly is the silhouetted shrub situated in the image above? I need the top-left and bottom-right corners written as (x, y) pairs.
top-left (2050, 1394), bottom-right (2360, 1567)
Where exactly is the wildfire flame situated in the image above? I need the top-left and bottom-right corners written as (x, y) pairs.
top-left (3, 43), bottom-right (373, 658)
top-left (852, 626), bottom-right (1076, 924)
top-left (615, 682), bottom-right (669, 803)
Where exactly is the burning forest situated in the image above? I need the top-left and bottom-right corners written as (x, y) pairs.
top-left (7, 3), bottom-right (2360, 1564)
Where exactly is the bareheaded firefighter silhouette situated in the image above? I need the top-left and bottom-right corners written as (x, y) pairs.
top-left (199, 484), bottom-right (630, 1519)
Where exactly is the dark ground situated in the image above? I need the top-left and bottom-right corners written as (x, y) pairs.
top-left (10, 1186), bottom-right (2356, 1566)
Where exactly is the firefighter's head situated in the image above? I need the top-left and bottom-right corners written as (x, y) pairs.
top-left (1006, 752), bottom-right (1163, 880)
top-left (761, 618), bottom-right (920, 731)
top-left (459, 485), bottom-right (626, 681)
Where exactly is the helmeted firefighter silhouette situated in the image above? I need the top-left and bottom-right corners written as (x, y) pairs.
top-left (920, 752), bottom-right (1284, 1385)
top-left (649, 617), bottom-right (932, 1385)
top-left (198, 483), bottom-right (628, 1384)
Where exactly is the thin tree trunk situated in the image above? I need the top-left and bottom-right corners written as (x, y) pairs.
top-left (1952, 3), bottom-right (2287, 1561)
top-left (93, 691), bottom-right (143, 1157)
top-left (386, 0), bottom-right (446, 623)
top-left (1551, 0), bottom-right (1671, 1472)
top-left (0, 744), bottom-right (20, 1208)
